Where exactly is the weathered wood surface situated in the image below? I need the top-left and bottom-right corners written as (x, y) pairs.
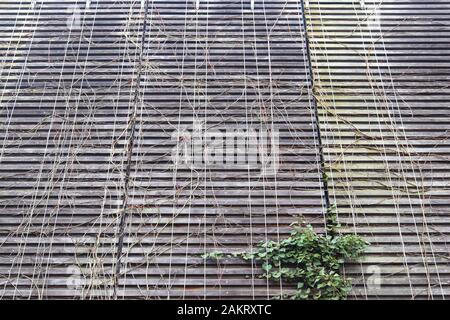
top-left (0, 0), bottom-right (141, 299)
top-left (0, 0), bottom-right (325, 299)
top-left (1, 0), bottom-right (449, 300)
top-left (306, 0), bottom-right (450, 299)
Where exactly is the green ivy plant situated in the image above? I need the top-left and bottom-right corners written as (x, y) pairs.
top-left (202, 222), bottom-right (368, 300)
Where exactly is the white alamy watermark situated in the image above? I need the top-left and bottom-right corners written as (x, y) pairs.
top-left (66, 264), bottom-right (113, 296)
top-left (366, 265), bottom-right (382, 291)
top-left (171, 120), bottom-right (279, 176)
top-left (67, 4), bottom-right (81, 30)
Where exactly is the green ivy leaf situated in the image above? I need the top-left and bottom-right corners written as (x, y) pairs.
top-left (200, 220), bottom-right (368, 300)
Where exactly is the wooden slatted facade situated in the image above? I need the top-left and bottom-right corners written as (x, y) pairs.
top-left (0, 0), bottom-right (449, 299)
top-left (0, 0), bottom-right (325, 299)
top-left (306, 0), bottom-right (450, 299)
top-left (0, 0), bottom-right (142, 298)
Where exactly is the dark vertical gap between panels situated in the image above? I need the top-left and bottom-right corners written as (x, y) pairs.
top-left (299, 0), bottom-right (331, 229)
top-left (113, 0), bottom-right (149, 299)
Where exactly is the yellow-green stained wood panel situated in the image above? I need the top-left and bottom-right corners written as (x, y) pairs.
top-left (305, 0), bottom-right (450, 299)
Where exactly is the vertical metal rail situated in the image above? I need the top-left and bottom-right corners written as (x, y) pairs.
top-left (299, 0), bottom-right (331, 226)
top-left (113, 0), bottom-right (149, 300)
